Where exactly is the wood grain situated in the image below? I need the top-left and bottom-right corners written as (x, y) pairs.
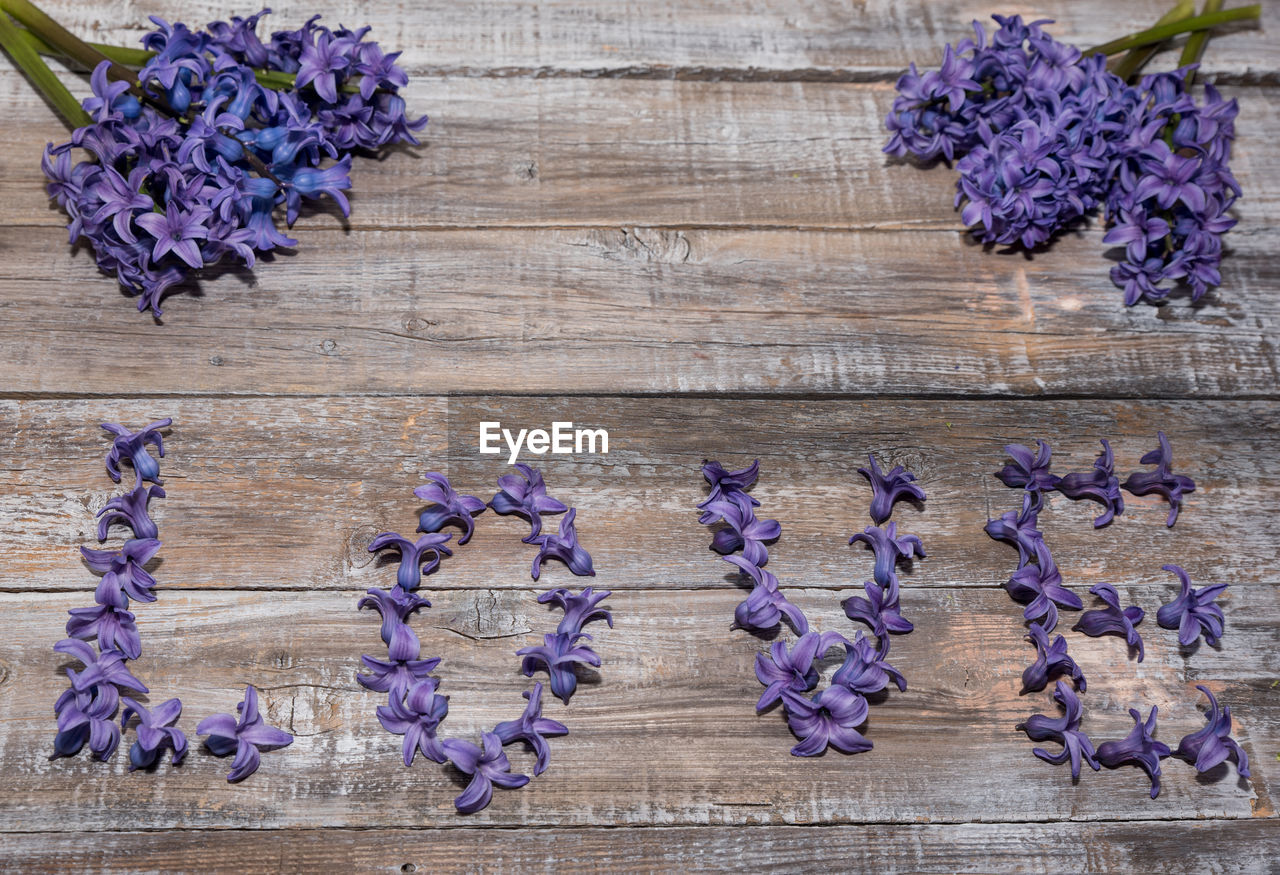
top-left (3, 397), bottom-right (1277, 596)
top-left (2, 819), bottom-right (1277, 874)
top-left (4, 75), bottom-right (1278, 233)
top-left (0, 584), bottom-right (1273, 831)
top-left (14, 0), bottom-right (1280, 81)
top-left (0, 224), bottom-right (1277, 396)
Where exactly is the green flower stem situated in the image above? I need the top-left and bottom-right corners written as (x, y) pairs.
top-left (1112, 0), bottom-right (1196, 81)
top-left (1181, 0), bottom-right (1226, 83)
top-left (0, 9), bottom-right (89, 126)
top-left (1085, 4), bottom-right (1261, 56)
top-left (0, 0), bottom-right (139, 87)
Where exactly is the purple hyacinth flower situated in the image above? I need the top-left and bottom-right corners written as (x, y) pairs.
top-left (357, 619), bottom-right (441, 696)
top-left (698, 458), bottom-right (761, 513)
top-left (489, 463), bottom-right (569, 542)
top-left (997, 440), bottom-right (1059, 493)
top-left (832, 633), bottom-right (907, 695)
top-left (1156, 564), bottom-right (1227, 647)
top-left (1016, 681), bottom-right (1100, 781)
top-left (100, 420), bottom-right (171, 486)
top-left (843, 580), bottom-right (913, 651)
top-left (703, 498), bottom-right (780, 567)
top-left (51, 683), bottom-right (120, 761)
top-left (1005, 541), bottom-right (1082, 632)
top-left (848, 522), bottom-right (925, 588)
top-left (984, 492), bottom-right (1045, 567)
top-left (96, 485), bottom-right (165, 541)
top-left (858, 454), bottom-right (927, 524)
top-left (530, 508), bottom-right (595, 580)
top-left (65, 603), bottom-right (142, 660)
top-left (296, 30), bottom-right (349, 103)
top-left (135, 201), bottom-right (213, 269)
top-left (723, 555), bottom-right (809, 636)
top-left (517, 631), bottom-right (601, 704)
top-left (1072, 583), bottom-right (1144, 661)
top-left (367, 532), bottom-right (453, 592)
top-left (197, 685), bottom-right (294, 783)
top-left (55, 638), bottom-right (148, 694)
top-left (442, 732), bottom-right (531, 814)
top-left (413, 472), bottom-right (486, 544)
top-left (121, 697), bottom-right (187, 770)
top-left (493, 682), bottom-right (568, 775)
top-left (1122, 432), bottom-right (1195, 527)
top-left (754, 630), bottom-right (849, 711)
top-left (1095, 706), bottom-right (1171, 799)
top-left (358, 586), bottom-right (431, 645)
top-left (1021, 623), bottom-right (1086, 694)
top-left (1055, 440), bottom-right (1124, 527)
top-left (81, 539), bottom-right (162, 603)
top-left (1174, 685), bottom-right (1250, 778)
top-left (537, 586), bottom-right (613, 635)
top-left (375, 678), bottom-right (449, 766)
top-left (786, 685), bottom-right (872, 757)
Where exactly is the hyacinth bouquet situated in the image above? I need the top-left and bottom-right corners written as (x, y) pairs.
top-left (884, 2), bottom-right (1261, 306)
top-left (0, 0), bottom-right (426, 316)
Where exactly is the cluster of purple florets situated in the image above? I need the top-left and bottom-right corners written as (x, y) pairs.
top-left (696, 456), bottom-right (925, 757)
top-left (987, 435), bottom-right (1248, 797)
top-left (885, 15), bottom-right (1239, 305)
top-left (359, 467), bottom-right (604, 814)
top-left (42, 9), bottom-right (426, 316)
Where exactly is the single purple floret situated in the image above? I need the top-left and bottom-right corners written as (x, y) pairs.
top-left (376, 678), bottom-right (449, 766)
top-left (754, 630), bottom-right (849, 711)
top-left (367, 531), bottom-right (453, 592)
top-left (65, 603), bottom-right (142, 660)
top-left (1121, 432), bottom-right (1195, 527)
top-left (489, 463), bottom-right (569, 542)
top-left (1072, 583), bottom-right (1144, 661)
top-left (996, 440), bottom-right (1059, 493)
top-left (493, 682), bottom-right (568, 776)
top-left (358, 586), bottom-right (431, 646)
top-left (413, 472), bottom-right (486, 544)
top-left (697, 458), bottom-right (761, 514)
top-left (723, 554), bottom-right (809, 636)
top-left (121, 697), bottom-right (187, 770)
top-left (984, 492), bottom-right (1045, 567)
top-left (1173, 685), bottom-right (1250, 778)
top-left (442, 731), bottom-right (531, 814)
top-left (55, 638), bottom-right (148, 694)
top-left (832, 633), bottom-right (907, 695)
top-left (1156, 564), bottom-right (1227, 647)
top-left (702, 498), bottom-right (780, 568)
top-left (51, 682), bottom-right (120, 761)
top-left (843, 579), bottom-right (913, 653)
top-left (196, 685), bottom-right (294, 782)
top-left (1016, 680), bottom-right (1100, 780)
top-left (1095, 705), bottom-right (1171, 799)
top-left (1021, 623), bottom-right (1086, 694)
top-left (1004, 540), bottom-right (1081, 632)
top-left (857, 453), bottom-right (927, 524)
top-left (517, 631), bottom-right (600, 704)
top-left (785, 685), bottom-right (872, 757)
top-left (1055, 439), bottom-right (1124, 527)
top-left (357, 619), bottom-right (441, 697)
top-left (529, 508), bottom-right (595, 580)
top-left (848, 521), bottom-right (925, 589)
top-left (81, 538), bottom-right (162, 603)
top-left (135, 202), bottom-right (214, 270)
top-left (96, 485), bottom-right (165, 541)
top-left (537, 586), bottom-right (613, 635)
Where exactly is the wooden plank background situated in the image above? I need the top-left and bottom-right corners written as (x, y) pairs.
top-left (0, 1), bottom-right (1276, 872)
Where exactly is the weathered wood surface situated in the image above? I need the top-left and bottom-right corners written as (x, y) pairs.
top-left (2, 584), bottom-right (1274, 830)
top-left (17, 0), bottom-right (1280, 81)
top-left (2, 820), bottom-right (1278, 874)
top-left (4, 397), bottom-right (1277, 595)
top-left (1, 0), bottom-right (1277, 869)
